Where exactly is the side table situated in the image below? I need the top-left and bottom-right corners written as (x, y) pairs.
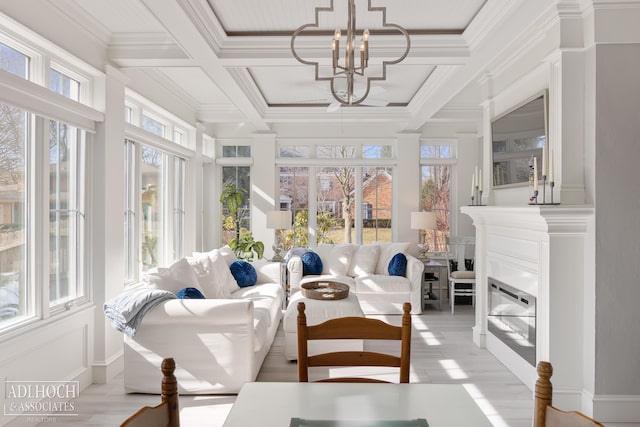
top-left (420, 259), bottom-right (448, 310)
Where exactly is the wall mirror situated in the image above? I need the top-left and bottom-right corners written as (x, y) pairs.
top-left (491, 90), bottom-right (548, 188)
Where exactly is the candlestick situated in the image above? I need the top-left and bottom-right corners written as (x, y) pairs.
top-left (471, 173), bottom-right (475, 198)
top-left (550, 181), bottom-right (555, 204)
top-left (533, 157), bottom-right (538, 192)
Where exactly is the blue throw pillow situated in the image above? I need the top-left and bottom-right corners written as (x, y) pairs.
top-left (230, 260), bottom-right (258, 287)
top-left (176, 287), bottom-right (206, 299)
top-left (300, 251), bottom-right (323, 276)
top-left (388, 253), bottom-right (407, 276)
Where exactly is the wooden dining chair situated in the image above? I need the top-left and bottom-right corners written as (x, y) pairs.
top-left (121, 357), bottom-right (180, 427)
top-left (534, 361), bottom-right (604, 427)
top-left (296, 301), bottom-right (412, 383)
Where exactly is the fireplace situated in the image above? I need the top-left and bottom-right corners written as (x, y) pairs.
top-left (487, 277), bottom-right (536, 366)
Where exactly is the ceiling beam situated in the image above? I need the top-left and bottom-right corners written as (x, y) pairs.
top-left (139, 0), bottom-right (270, 131)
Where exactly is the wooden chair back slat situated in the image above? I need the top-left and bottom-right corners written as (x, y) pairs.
top-left (297, 301), bottom-right (412, 383)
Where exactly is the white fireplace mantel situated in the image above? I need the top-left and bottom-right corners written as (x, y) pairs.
top-left (461, 204), bottom-right (594, 406)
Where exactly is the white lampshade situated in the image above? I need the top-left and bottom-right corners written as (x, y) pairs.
top-left (267, 210), bottom-right (292, 230)
top-left (410, 211), bottom-right (437, 230)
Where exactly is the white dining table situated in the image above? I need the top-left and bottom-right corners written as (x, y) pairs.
top-left (222, 382), bottom-right (493, 427)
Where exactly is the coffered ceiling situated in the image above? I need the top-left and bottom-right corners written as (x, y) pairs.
top-left (58, 0), bottom-right (519, 133)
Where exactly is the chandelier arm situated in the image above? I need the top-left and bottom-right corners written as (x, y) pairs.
top-left (291, 0), bottom-right (411, 108)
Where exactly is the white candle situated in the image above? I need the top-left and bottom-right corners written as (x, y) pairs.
top-left (471, 173), bottom-right (476, 197)
top-left (542, 144), bottom-right (548, 177)
top-left (549, 149), bottom-right (554, 182)
top-left (533, 157), bottom-right (539, 191)
top-left (478, 169), bottom-right (483, 191)
top-left (474, 165), bottom-right (479, 187)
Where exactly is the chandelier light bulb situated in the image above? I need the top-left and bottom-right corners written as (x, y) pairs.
top-left (363, 29), bottom-right (369, 41)
top-left (334, 28), bottom-right (341, 40)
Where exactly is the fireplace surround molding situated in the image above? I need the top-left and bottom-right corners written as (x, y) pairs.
top-left (461, 204), bottom-right (594, 408)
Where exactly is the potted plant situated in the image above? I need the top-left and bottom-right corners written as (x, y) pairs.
top-left (220, 184), bottom-right (264, 261)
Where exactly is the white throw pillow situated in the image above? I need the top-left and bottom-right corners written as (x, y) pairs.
top-left (187, 250), bottom-right (240, 298)
top-left (315, 243), bottom-right (354, 276)
top-left (142, 257), bottom-right (201, 295)
top-left (192, 245), bottom-right (238, 266)
top-left (348, 244), bottom-right (380, 277)
top-left (374, 242), bottom-right (411, 275)
top-left (186, 254), bottom-right (221, 298)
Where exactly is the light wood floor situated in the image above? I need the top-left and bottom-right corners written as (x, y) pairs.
top-left (23, 304), bottom-right (636, 427)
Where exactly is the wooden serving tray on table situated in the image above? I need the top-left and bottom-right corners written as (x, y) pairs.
top-left (300, 281), bottom-right (349, 300)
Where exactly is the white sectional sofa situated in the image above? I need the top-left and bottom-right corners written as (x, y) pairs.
top-left (121, 247), bottom-right (284, 394)
top-left (287, 242), bottom-right (424, 315)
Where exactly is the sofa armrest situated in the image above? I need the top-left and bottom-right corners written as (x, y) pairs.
top-left (287, 255), bottom-right (303, 292)
top-left (141, 298), bottom-right (253, 326)
top-left (405, 255), bottom-right (425, 291)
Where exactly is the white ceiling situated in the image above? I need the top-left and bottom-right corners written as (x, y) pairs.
top-left (61, 0), bottom-right (508, 133)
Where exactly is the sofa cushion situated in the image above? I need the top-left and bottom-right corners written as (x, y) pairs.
top-left (301, 251), bottom-right (323, 276)
top-left (388, 253), bottom-right (407, 276)
top-left (142, 257), bottom-right (201, 295)
top-left (355, 274), bottom-right (411, 293)
top-left (451, 270), bottom-right (475, 279)
top-left (232, 282), bottom-right (283, 328)
top-left (230, 260), bottom-right (258, 287)
top-left (251, 259), bottom-right (280, 284)
top-left (315, 243), bottom-right (354, 276)
top-left (176, 287), bottom-right (206, 299)
top-left (375, 242), bottom-right (411, 274)
top-left (348, 244), bottom-right (380, 277)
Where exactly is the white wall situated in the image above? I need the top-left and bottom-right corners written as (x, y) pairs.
top-left (592, 43), bottom-right (640, 402)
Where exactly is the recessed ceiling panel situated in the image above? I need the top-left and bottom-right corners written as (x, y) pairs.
top-left (209, 0), bottom-right (486, 34)
top-left (158, 68), bottom-right (233, 105)
top-left (72, 0), bottom-right (166, 33)
top-left (251, 64), bottom-right (433, 106)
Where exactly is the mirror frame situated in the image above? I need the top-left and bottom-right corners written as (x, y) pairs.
top-left (490, 90), bottom-right (549, 189)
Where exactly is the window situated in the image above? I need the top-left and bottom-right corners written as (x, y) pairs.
top-left (48, 120), bottom-right (85, 307)
top-left (124, 140), bottom-right (137, 281)
top-left (420, 141), bottom-right (454, 253)
top-left (141, 114), bottom-right (166, 138)
top-left (362, 167), bottom-right (392, 244)
top-left (50, 69), bottom-right (80, 101)
top-left (140, 146), bottom-right (164, 270)
top-left (0, 42), bottom-right (29, 78)
top-left (0, 33), bottom-right (91, 330)
top-left (278, 166), bottom-right (309, 247)
top-left (277, 142), bottom-right (395, 247)
top-left (0, 102), bottom-right (27, 325)
top-left (221, 166), bottom-right (250, 245)
top-left (124, 93), bottom-right (193, 279)
top-left (222, 145), bottom-right (250, 158)
top-left (173, 157), bottom-right (185, 260)
top-left (124, 139), bottom-right (186, 277)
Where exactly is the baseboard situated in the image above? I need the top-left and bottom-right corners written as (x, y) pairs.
top-left (591, 393), bottom-right (640, 423)
top-left (92, 351), bottom-right (123, 384)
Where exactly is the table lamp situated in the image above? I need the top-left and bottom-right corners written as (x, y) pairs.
top-left (267, 210), bottom-right (292, 261)
top-left (411, 211), bottom-right (437, 260)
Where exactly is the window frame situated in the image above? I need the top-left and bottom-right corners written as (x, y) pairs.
top-left (420, 139), bottom-right (456, 255)
top-left (0, 24), bottom-right (97, 335)
top-left (276, 139), bottom-right (397, 247)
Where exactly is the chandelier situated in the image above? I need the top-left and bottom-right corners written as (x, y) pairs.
top-left (290, 0), bottom-right (410, 107)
